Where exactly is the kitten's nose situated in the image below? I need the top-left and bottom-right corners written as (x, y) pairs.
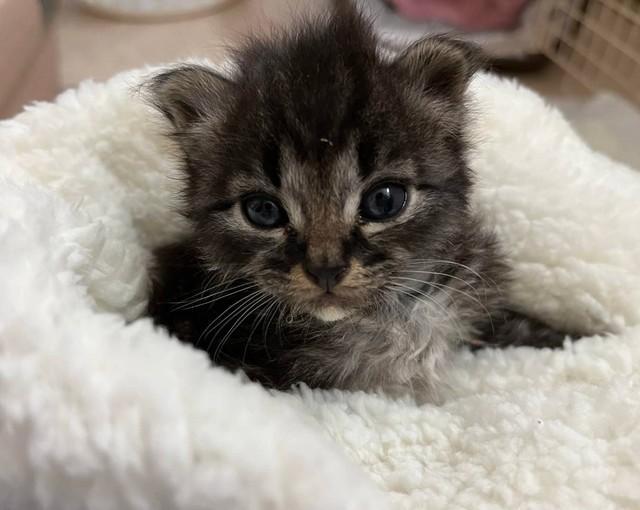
top-left (304, 264), bottom-right (348, 293)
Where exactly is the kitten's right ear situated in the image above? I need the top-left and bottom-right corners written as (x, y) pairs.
top-left (145, 64), bottom-right (232, 130)
top-left (391, 36), bottom-right (484, 101)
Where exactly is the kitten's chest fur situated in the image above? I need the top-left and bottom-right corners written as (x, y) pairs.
top-left (279, 280), bottom-right (480, 395)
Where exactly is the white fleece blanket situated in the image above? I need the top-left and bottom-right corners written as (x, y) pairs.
top-left (1, 66), bottom-right (639, 510)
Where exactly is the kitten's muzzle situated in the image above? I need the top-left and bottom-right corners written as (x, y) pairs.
top-left (303, 263), bottom-right (348, 293)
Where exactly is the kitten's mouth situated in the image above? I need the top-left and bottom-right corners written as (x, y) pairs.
top-left (309, 293), bottom-right (353, 322)
top-left (284, 265), bottom-right (367, 322)
top-left (313, 305), bottom-right (350, 322)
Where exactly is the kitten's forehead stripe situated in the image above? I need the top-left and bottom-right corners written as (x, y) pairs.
top-left (262, 141), bottom-right (281, 188)
top-left (241, 18), bottom-right (378, 169)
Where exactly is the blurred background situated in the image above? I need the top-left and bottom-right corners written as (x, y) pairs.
top-left (2, 0), bottom-right (639, 168)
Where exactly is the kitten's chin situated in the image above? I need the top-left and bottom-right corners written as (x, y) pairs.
top-left (313, 306), bottom-right (350, 323)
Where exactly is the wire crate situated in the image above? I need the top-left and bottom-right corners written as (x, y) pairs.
top-left (533, 0), bottom-right (640, 105)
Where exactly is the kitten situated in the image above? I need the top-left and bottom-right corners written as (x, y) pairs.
top-left (146, 7), bottom-right (569, 396)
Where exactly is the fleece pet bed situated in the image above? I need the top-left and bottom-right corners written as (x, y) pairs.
top-left (1, 64), bottom-right (640, 510)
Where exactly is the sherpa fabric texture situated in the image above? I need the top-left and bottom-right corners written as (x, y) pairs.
top-left (1, 64), bottom-right (639, 510)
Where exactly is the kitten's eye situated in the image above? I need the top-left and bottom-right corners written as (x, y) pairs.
top-left (243, 194), bottom-right (287, 228)
top-left (360, 183), bottom-right (407, 221)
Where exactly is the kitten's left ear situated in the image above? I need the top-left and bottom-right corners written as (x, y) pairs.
top-left (392, 36), bottom-right (484, 100)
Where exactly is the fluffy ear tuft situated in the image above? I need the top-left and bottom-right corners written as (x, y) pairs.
top-left (392, 36), bottom-right (484, 100)
top-left (145, 64), bottom-right (232, 130)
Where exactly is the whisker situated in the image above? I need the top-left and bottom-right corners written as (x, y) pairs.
top-left (404, 259), bottom-right (498, 289)
top-left (394, 275), bottom-right (495, 336)
top-left (387, 286), bottom-right (442, 357)
top-left (262, 299), bottom-right (283, 361)
top-left (396, 270), bottom-right (480, 295)
top-left (242, 295), bottom-right (280, 365)
top-left (207, 290), bottom-right (267, 342)
top-left (213, 292), bottom-right (273, 363)
top-left (196, 289), bottom-right (264, 349)
top-left (167, 272), bottom-right (241, 305)
top-left (393, 275), bottom-right (480, 307)
top-left (426, 280), bottom-right (495, 336)
top-left (388, 281), bottom-right (468, 344)
top-left (174, 281), bottom-right (256, 311)
top-left (275, 303), bottom-right (290, 348)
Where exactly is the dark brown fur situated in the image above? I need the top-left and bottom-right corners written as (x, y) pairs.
top-left (145, 7), bottom-right (569, 396)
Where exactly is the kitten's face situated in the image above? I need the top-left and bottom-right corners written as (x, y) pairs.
top-left (149, 13), bottom-right (480, 322)
top-left (191, 137), bottom-right (468, 323)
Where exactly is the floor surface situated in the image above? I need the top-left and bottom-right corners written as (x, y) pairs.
top-left (57, 0), bottom-right (328, 88)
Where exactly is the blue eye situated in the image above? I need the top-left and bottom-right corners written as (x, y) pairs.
top-left (360, 183), bottom-right (407, 221)
top-left (243, 194), bottom-right (287, 228)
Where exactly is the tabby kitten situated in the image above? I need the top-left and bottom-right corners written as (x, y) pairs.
top-left (146, 7), bottom-right (567, 396)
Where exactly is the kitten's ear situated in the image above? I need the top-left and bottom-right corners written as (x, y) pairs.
top-left (392, 36), bottom-right (484, 100)
top-left (145, 64), bottom-right (232, 130)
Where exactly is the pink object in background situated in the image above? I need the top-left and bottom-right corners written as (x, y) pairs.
top-left (387, 0), bottom-right (531, 31)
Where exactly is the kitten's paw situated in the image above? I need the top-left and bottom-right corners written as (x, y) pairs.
top-left (473, 309), bottom-right (576, 350)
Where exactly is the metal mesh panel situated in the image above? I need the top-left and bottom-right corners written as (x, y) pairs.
top-left (533, 0), bottom-right (640, 104)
